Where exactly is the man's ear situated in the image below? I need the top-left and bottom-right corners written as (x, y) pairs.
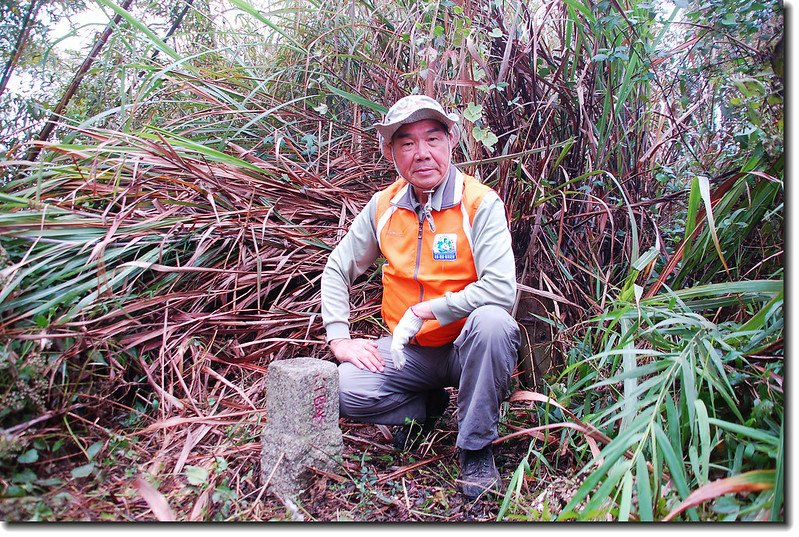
top-left (448, 127), bottom-right (460, 147)
top-left (380, 140), bottom-right (394, 162)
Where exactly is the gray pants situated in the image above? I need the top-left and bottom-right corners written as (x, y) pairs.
top-left (338, 305), bottom-right (520, 451)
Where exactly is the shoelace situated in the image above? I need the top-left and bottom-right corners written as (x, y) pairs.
top-left (465, 449), bottom-right (493, 476)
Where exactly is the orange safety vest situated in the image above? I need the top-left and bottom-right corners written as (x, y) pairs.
top-left (375, 170), bottom-right (494, 346)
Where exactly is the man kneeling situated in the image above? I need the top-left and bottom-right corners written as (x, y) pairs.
top-left (321, 95), bottom-right (520, 499)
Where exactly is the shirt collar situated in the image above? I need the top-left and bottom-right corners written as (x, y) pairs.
top-left (393, 165), bottom-right (460, 212)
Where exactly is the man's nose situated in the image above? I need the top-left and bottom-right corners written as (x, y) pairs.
top-left (415, 141), bottom-right (432, 159)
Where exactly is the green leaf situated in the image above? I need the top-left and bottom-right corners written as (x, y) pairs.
top-left (185, 465), bottom-right (209, 486)
top-left (87, 441), bottom-right (104, 461)
top-left (695, 400), bottom-right (711, 484)
top-left (720, 14), bottom-right (737, 26)
top-left (497, 458), bottom-right (528, 520)
top-left (654, 424), bottom-right (697, 520)
top-left (631, 247), bottom-right (659, 272)
top-left (17, 449), bottom-right (39, 464)
top-left (680, 346), bottom-right (697, 424)
top-left (559, 426), bottom-right (644, 518)
top-left (619, 470), bottom-right (634, 521)
top-left (738, 291), bottom-right (783, 333)
top-left (95, 0), bottom-right (180, 61)
top-left (228, 0), bottom-right (306, 51)
top-left (771, 418), bottom-right (784, 522)
top-left (664, 470), bottom-right (775, 521)
top-left (696, 175), bottom-right (730, 273)
top-left (71, 463), bottom-right (96, 479)
top-left (635, 455), bottom-right (654, 521)
top-left (463, 103), bottom-right (483, 123)
top-left (324, 83), bottom-right (387, 115)
top-left (12, 468), bottom-right (37, 484)
top-left (473, 126), bottom-right (498, 150)
top-left (582, 459), bottom-right (631, 516)
top-left (619, 316), bottom-right (638, 431)
top-left (707, 418), bottom-right (780, 448)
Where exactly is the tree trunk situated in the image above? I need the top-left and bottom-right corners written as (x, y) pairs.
top-left (161, 0), bottom-right (196, 45)
top-left (24, 0), bottom-right (135, 163)
top-left (137, 0), bottom-right (196, 78)
top-left (0, 0), bottom-right (42, 99)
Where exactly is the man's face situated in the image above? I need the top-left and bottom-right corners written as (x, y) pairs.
top-left (389, 119), bottom-right (456, 194)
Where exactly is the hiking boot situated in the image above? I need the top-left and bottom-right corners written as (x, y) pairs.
top-left (392, 388), bottom-right (450, 451)
top-left (457, 445), bottom-right (501, 500)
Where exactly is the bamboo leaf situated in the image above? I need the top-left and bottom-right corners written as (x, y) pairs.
top-left (696, 175), bottom-right (730, 274)
top-left (738, 291), bottom-right (783, 333)
top-left (560, 418), bottom-right (647, 518)
top-left (497, 457), bottom-right (528, 520)
top-left (654, 423), bottom-right (697, 520)
top-left (619, 469), bottom-right (634, 521)
top-left (707, 418), bottom-right (780, 448)
top-left (663, 470), bottom-right (775, 521)
top-left (694, 400), bottom-right (711, 485)
top-left (95, 0), bottom-right (180, 61)
top-left (228, 0), bottom-right (306, 51)
top-left (684, 176), bottom-right (701, 253)
top-left (635, 455), bottom-right (654, 521)
top-left (325, 83), bottom-right (387, 114)
top-left (771, 418), bottom-right (784, 522)
top-left (132, 476), bottom-right (176, 521)
top-left (680, 345), bottom-right (697, 424)
top-left (581, 459), bottom-right (631, 518)
top-left (664, 389), bottom-right (682, 459)
top-left (606, 171), bottom-right (639, 261)
top-left (620, 319), bottom-right (638, 431)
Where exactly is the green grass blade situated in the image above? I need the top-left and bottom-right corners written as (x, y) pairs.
top-left (683, 176), bottom-right (702, 254)
top-left (228, 0), bottom-right (307, 51)
top-left (664, 470), bottom-right (776, 522)
top-left (618, 468), bottom-right (634, 521)
top-left (697, 174), bottom-right (729, 273)
top-left (707, 418), bottom-right (780, 449)
top-left (95, 0), bottom-right (180, 61)
top-left (695, 400), bottom-right (711, 485)
top-left (324, 83), bottom-right (387, 115)
top-left (654, 423), bottom-right (697, 521)
top-left (635, 455), bottom-right (654, 521)
top-left (771, 417), bottom-right (784, 521)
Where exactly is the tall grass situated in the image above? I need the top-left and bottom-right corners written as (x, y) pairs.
top-left (553, 279), bottom-right (783, 520)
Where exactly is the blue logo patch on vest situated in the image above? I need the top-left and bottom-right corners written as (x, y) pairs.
top-left (433, 234), bottom-right (457, 261)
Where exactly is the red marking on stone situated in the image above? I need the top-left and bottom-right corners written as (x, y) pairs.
top-left (312, 385), bottom-right (326, 423)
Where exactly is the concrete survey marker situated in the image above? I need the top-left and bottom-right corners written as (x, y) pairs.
top-left (261, 357), bottom-right (343, 497)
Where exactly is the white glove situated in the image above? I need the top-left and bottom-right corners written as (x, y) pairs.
top-left (390, 307), bottom-right (424, 370)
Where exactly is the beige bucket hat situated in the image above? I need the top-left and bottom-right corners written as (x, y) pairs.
top-left (374, 95), bottom-right (459, 144)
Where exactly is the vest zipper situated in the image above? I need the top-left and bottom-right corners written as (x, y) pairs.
top-left (410, 216), bottom-right (425, 345)
top-left (414, 217), bottom-right (425, 303)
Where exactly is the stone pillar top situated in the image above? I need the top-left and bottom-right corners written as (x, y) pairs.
top-left (261, 357), bottom-right (343, 498)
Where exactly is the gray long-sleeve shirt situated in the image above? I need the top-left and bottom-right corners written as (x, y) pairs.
top-left (321, 165), bottom-right (517, 342)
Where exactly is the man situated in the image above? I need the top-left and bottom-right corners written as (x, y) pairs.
top-left (321, 95), bottom-right (520, 500)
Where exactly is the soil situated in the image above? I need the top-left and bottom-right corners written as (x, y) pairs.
top-left (255, 390), bottom-right (579, 522)
top-left (1, 388), bottom-right (580, 523)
